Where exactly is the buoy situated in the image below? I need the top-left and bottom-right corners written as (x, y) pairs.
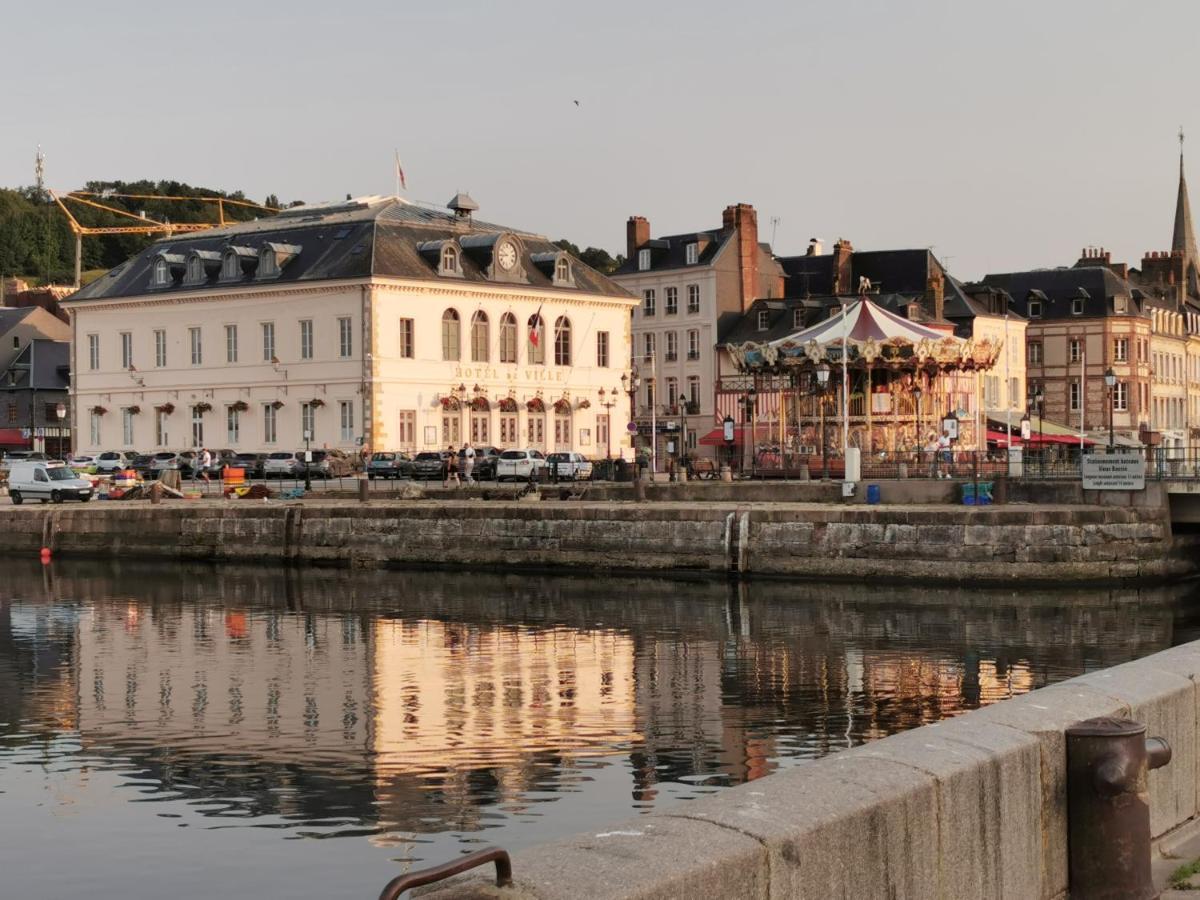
top-left (39, 547), bottom-right (51, 563)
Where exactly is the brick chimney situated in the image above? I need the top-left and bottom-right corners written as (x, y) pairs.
top-left (927, 267), bottom-right (945, 321)
top-left (831, 239), bottom-right (853, 295)
top-left (721, 203), bottom-right (760, 311)
top-left (626, 216), bottom-right (650, 262)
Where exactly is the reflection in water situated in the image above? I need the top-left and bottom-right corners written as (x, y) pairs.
top-left (1, 560), bottom-right (1198, 898)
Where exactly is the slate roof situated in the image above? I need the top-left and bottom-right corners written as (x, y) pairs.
top-left (611, 229), bottom-right (730, 276)
top-left (0, 307), bottom-right (35, 337)
top-left (979, 267), bottom-right (1143, 319)
top-left (1, 339), bottom-right (69, 390)
top-left (67, 196), bottom-right (631, 302)
top-left (780, 248), bottom-right (943, 299)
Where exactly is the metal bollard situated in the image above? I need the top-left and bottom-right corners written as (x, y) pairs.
top-left (1066, 716), bottom-right (1171, 900)
top-left (358, 476), bottom-right (369, 503)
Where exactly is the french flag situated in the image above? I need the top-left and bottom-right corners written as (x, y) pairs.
top-left (529, 304), bottom-right (543, 346)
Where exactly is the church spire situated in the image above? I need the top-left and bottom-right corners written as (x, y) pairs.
top-left (1173, 127), bottom-right (1199, 264)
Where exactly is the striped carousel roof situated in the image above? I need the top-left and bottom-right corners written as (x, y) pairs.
top-left (730, 297), bottom-right (996, 372)
top-left (768, 299), bottom-right (948, 348)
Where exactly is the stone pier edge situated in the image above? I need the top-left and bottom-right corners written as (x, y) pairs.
top-left (1, 499), bottom-right (1193, 586)
top-left (416, 640), bottom-right (1200, 900)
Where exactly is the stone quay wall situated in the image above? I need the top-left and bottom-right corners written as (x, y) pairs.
top-left (0, 499), bottom-right (1192, 584)
top-left (418, 639), bottom-right (1200, 900)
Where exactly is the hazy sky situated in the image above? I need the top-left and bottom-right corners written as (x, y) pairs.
top-left (5, 0), bottom-right (1198, 280)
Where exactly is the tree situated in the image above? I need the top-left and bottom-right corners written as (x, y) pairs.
top-left (553, 239), bottom-right (624, 275)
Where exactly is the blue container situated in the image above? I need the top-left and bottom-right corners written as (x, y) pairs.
top-left (866, 484), bottom-right (881, 505)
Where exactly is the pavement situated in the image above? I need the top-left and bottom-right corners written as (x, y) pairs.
top-left (1156, 816), bottom-right (1200, 896)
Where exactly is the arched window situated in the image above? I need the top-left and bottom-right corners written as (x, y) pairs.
top-left (221, 251), bottom-right (240, 280)
top-left (441, 309), bottom-right (461, 361)
top-left (259, 247), bottom-right (279, 278)
top-left (441, 245), bottom-right (459, 274)
top-left (554, 316), bottom-right (571, 366)
top-left (186, 256), bottom-right (205, 284)
top-left (471, 311), bottom-right (489, 363)
top-left (499, 313), bottom-right (518, 364)
top-left (527, 313), bottom-right (545, 365)
top-left (151, 257), bottom-right (169, 287)
top-left (555, 257), bottom-right (570, 283)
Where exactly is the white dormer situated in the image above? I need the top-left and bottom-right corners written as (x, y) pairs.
top-left (256, 242), bottom-right (301, 280)
top-left (151, 257), bottom-right (170, 287)
top-left (638, 248), bottom-right (651, 271)
top-left (686, 243), bottom-right (698, 265)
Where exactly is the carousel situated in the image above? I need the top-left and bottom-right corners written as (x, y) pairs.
top-left (724, 298), bottom-right (1003, 468)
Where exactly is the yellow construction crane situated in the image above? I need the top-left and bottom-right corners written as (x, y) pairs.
top-left (50, 190), bottom-right (279, 287)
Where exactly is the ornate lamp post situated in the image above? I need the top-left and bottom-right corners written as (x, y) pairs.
top-left (741, 384), bottom-right (757, 477)
top-left (678, 392), bottom-right (689, 474)
top-left (598, 388), bottom-right (618, 460)
top-left (816, 363), bottom-right (831, 481)
top-left (303, 429), bottom-right (313, 492)
top-left (1103, 367), bottom-right (1117, 451)
top-left (621, 368), bottom-right (642, 461)
top-left (55, 402), bottom-right (67, 460)
top-left (1033, 383), bottom-right (1045, 474)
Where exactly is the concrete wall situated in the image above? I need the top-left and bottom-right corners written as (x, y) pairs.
top-left (0, 499), bottom-right (1192, 584)
top-left (417, 639), bottom-right (1200, 900)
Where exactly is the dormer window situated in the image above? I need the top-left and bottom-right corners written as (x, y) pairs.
top-left (152, 257), bottom-right (170, 287)
top-left (221, 246), bottom-right (256, 281)
top-left (1028, 300), bottom-right (1042, 318)
top-left (686, 243), bottom-right (698, 265)
top-left (185, 256), bottom-right (205, 285)
top-left (1115, 295), bottom-right (1127, 313)
top-left (555, 257), bottom-right (570, 283)
top-left (638, 249), bottom-right (651, 271)
top-left (442, 245), bottom-right (459, 274)
top-left (792, 308), bottom-right (804, 329)
top-left (1071, 297), bottom-right (1085, 315)
top-left (221, 252), bottom-right (239, 279)
top-left (757, 310), bottom-right (770, 331)
top-left (258, 247), bottom-right (279, 278)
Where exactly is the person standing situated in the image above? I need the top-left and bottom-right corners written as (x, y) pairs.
top-left (444, 445), bottom-right (460, 488)
top-left (462, 442), bottom-right (476, 485)
top-left (936, 430), bottom-right (953, 479)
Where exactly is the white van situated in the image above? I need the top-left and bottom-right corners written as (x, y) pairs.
top-left (8, 461), bottom-right (93, 505)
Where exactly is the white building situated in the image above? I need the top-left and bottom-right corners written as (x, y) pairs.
top-left (64, 195), bottom-right (635, 457)
top-left (611, 203), bottom-right (784, 464)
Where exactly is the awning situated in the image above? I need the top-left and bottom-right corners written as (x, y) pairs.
top-left (1025, 432), bottom-right (1095, 447)
top-left (0, 428), bottom-right (30, 447)
top-left (985, 429), bottom-right (1022, 446)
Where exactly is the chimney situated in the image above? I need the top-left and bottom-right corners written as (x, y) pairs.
top-left (831, 239), bottom-right (853, 294)
top-left (722, 203), bottom-right (760, 311)
top-left (806, 238), bottom-right (823, 257)
top-left (626, 216), bottom-right (650, 261)
top-left (927, 267), bottom-right (945, 321)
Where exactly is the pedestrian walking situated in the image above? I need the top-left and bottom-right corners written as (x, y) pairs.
top-left (199, 447), bottom-right (212, 484)
top-left (444, 445), bottom-right (460, 488)
top-left (937, 430), bottom-right (953, 479)
top-left (924, 434), bottom-right (939, 479)
top-left (462, 442), bottom-right (476, 484)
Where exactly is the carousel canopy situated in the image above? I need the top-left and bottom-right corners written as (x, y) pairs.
top-left (728, 297), bottom-right (1000, 373)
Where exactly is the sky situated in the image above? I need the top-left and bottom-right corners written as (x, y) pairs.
top-left (4, 0), bottom-right (1199, 281)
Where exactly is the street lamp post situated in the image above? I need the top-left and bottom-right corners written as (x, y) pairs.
top-left (1033, 384), bottom-right (1045, 475)
top-left (621, 368), bottom-right (642, 478)
top-left (742, 384), bottom-right (757, 477)
top-left (1104, 367), bottom-right (1116, 451)
top-left (303, 429), bottom-right (313, 492)
top-left (55, 402), bottom-right (66, 460)
top-left (816, 363), bottom-right (831, 481)
top-left (678, 392), bottom-right (689, 477)
top-left (598, 388), bottom-right (617, 460)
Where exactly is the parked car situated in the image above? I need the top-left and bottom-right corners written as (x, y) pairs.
top-left (496, 449), bottom-right (548, 482)
top-left (233, 452), bottom-right (267, 478)
top-left (130, 454), bottom-right (157, 478)
top-left (302, 449), bottom-right (354, 479)
top-left (367, 451), bottom-right (414, 480)
top-left (545, 452), bottom-right (593, 481)
top-left (8, 460), bottom-right (93, 504)
top-left (264, 451), bottom-right (301, 478)
top-left (149, 451), bottom-right (185, 478)
top-left (94, 451), bottom-right (137, 474)
top-left (460, 446), bottom-right (501, 480)
top-left (412, 451), bottom-right (450, 481)
top-left (66, 454), bottom-right (98, 473)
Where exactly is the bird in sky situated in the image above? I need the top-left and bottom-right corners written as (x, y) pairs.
top-left (573, 100), bottom-right (580, 106)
